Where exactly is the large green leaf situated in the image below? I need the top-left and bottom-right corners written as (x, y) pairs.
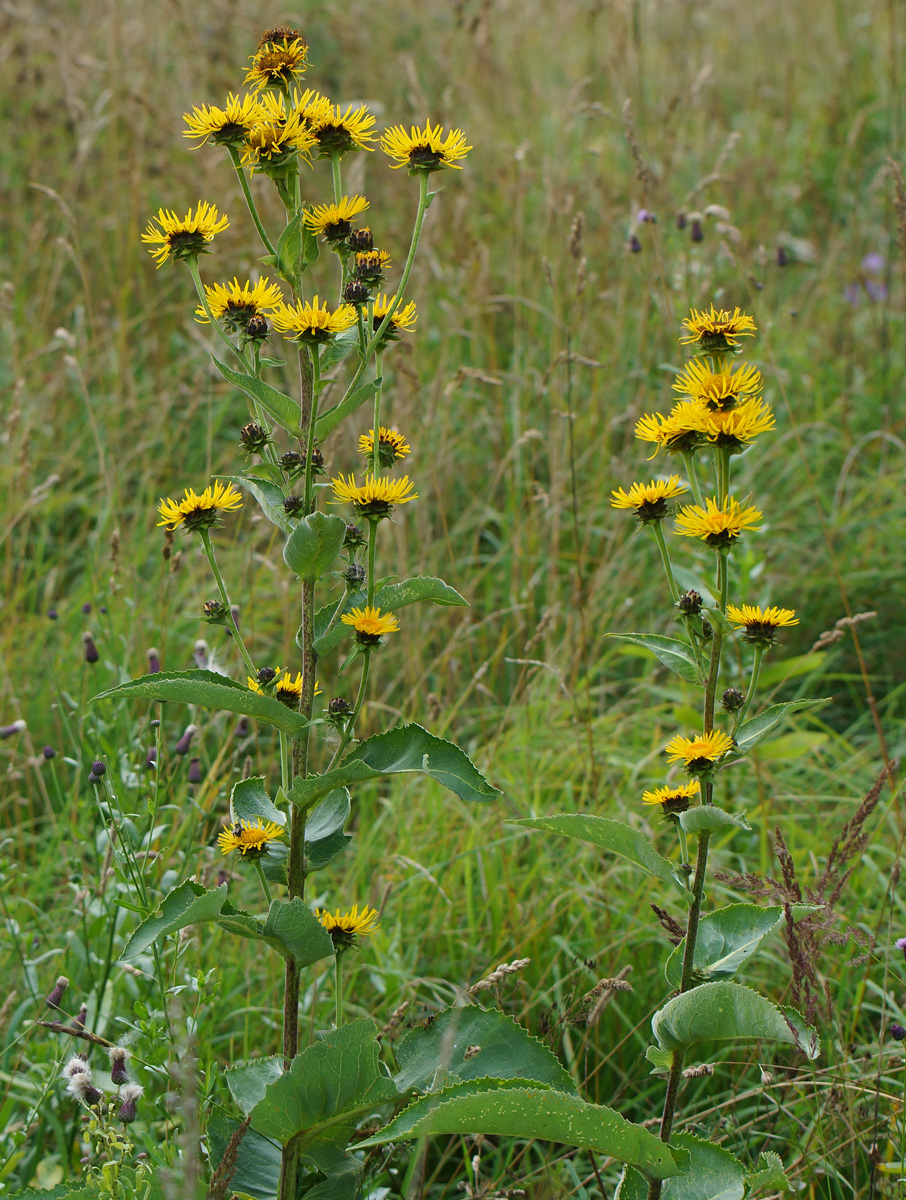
top-left (231, 777), bottom-right (286, 827)
top-left (208, 1108), bottom-right (282, 1200)
top-left (223, 474), bottom-right (290, 532)
top-left (617, 1134), bottom-right (745, 1200)
top-left (262, 898), bottom-right (335, 965)
top-left (650, 981), bottom-right (819, 1060)
top-left (94, 670), bottom-right (311, 738)
top-left (213, 356), bottom-right (302, 433)
top-left (512, 815), bottom-right (691, 903)
top-left (678, 807), bottom-right (750, 837)
top-left (663, 904), bottom-right (818, 989)
top-left (249, 1018), bottom-right (398, 1145)
top-left (227, 1057), bottom-right (286, 1115)
top-left (314, 376), bottom-right (379, 439)
top-left (121, 880), bottom-right (227, 962)
top-left (317, 327), bottom-right (362, 375)
top-left (313, 576), bottom-right (468, 655)
top-left (606, 633), bottom-right (701, 684)
top-left (356, 1079), bottom-right (684, 1181)
top-left (275, 209), bottom-right (319, 285)
top-left (305, 788), bottom-right (352, 869)
top-left (735, 698), bottom-right (830, 752)
top-left (394, 1006), bottom-right (576, 1095)
top-left (746, 1151), bottom-right (791, 1194)
top-left (284, 512), bottom-right (347, 582)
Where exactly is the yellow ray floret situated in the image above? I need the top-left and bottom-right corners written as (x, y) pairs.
top-left (372, 293), bottom-right (418, 334)
top-left (341, 606), bottom-right (401, 637)
top-left (270, 296), bottom-right (358, 341)
top-left (157, 480), bottom-right (242, 531)
top-left (611, 476), bottom-right (687, 511)
top-left (726, 604), bottom-right (798, 645)
top-left (330, 473), bottom-right (418, 509)
top-left (217, 817), bottom-right (284, 857)
top-left (634, 401), bottom-right (710, 457)
top-left (240, 110), bottom-right (317, 171)
top-left (317, 903), bottom-right (380, 943)
top-left (302, 195), bottom-right (370, 236)
top-left (195, 277), bottom-right (285, 324)
top-left (674, 496), bottom-right (762, 546)
top-left (358, 427), bottom-right (411, 462)
top-left (245, 35), bottom-right (308, 91)
top-left (665, 730), bottom-right (735, 768)
top-left (142, 201), bottom-right (229, 268)
top-left (183, 93), bottom-right (264, 145)
top-left (679, 306), bottom-right (757, 349)
top-left (641, 780), bottom-right (701, 807)
top-left (380, 119), bottom-right (472, 171)
top-left (301, 94), bottom-right (377, 153)
top-left (672, 360), bottom-right (763, 410)
top-left (705, 399), bottom-right (776, 448)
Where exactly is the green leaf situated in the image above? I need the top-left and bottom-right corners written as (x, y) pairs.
top-left (121, 880), bottom-right (227, 962)
top-left (284, 512), bottom-right (348, 582)
top-left (212, 356), bottom-right (301, 434)
top-left (651, 981), bottom-right (819, 1059)
top-left (606, 633), bottom-right (701, 683)
top-left (746, 1150), bottom-right (791, 1194)
top-left (663, 904), bottom-right (819, 989)
top-left (758, 652), bottom-right (827, 688)
top-left (678, 807), bottom-right (750, 836)
top-left (208, 1108), bottom-right (282, 1200)
top-left (262, 897), bottom-right (335, 965)
top-left (617, 1134), bottom-right (745, 1200)
top-left (394, 1006), bottom-right (576, 1095)
top-left (315, 378), bottom-right (379, 440)
top-left (511, 815), bottom-right (691, 904)
top-left (249, 1018), bottom-right (398, 1145)
top-left (227, 1057), bottom-right (285, 1115)
top-left (735, 698), bottom-right (830, 752)
top-left (223, 474), bottom-right (290, 533)
top-left (313, 576), bottom-right (468, 654)
top-left (356, 1079), bottom-right (684, 1182)
top-left (94, 670), bottom-right (312, 738)
top-left (317, 327), bottom-right (361, 373)
top-left (346, 723), bottom-right (499, 802)
top-left (305, 788), bottom-right (352, 869)
top-left (231, 777), bottom-right (286, 827)
top-left (276, 211), bottom-right (306, 284)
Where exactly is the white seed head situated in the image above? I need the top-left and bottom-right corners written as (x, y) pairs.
top-left (120, 1083), bottom-right (144, 1102)
top-left (63, 1054), bottom-right (90, 1079)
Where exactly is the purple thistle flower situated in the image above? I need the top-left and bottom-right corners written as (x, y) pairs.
top-left (175, 724), bottom-right (197, 755)
top-left (45, 975), bottom-right (69, 1010)
top-left (890, 1023), bottom-right (906, 1041)
top-left (117, 1083), bottom-right (143, 1124)
top-left (83, 632), bottom-right (99, 664)
top-left (187, 757), bottom-right (203, 784)
top-left (42, 745), bottom-right (56, 759)
top-left (0, 720), bottom-right (26, 739)
top-left (147, 647), bottom-right (161, 674)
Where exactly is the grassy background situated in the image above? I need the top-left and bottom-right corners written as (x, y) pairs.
top-left (1, 0), bottom-right (906, 1195)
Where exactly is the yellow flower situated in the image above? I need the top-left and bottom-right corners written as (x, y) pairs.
top-left (634, 401), bottom-right (710, 458)
top-left (245, 33), bottom-right (309, 91)
top-left (380, 119), bottom-right (471, 172)
top-left (679, 306), bottom-right (757, 352)
top-left (358, 427), bottom-right (411, 468)
top-left (183, 93), bottom-right (264, 147)
top-left (303, 195), bottom-right (370, 241)
top-left (342, 606), bottom-right (400, 646)
top-left (665, 730), bottom-right (735, 773)
top-left (705, 399), bottom-right (776, 453)
top-left (610, 476), bottom-right (686, 523)
top-left (726, 604), bottom-right (798, 646)
top-left (330, 473), bottom-right (417, 518)
top-left (239, 109), bottom-right (317, 173)
top-left (217, 817), bottom-right (284, 857)
top-left (247, 669), bottom-right (322, 702)
top-left (317, 903), bottom-right (380, 947)
top-left (672, 360), bottom-right (763, 411)
top-left (674, 496), bottom-right (762, 548)
top-left (300, 93), bottom-right (376, 155)
top-left (270, 296), bottom-right (357, 343)
top-left (195, 277), bottom-right (285, 329)
top-left (353, 250), bottom-right (392, 285)
top-left (142, 201), bottom-right (229, 268)
top-left (641, 780), bottom-right (701, 813)
top-left (157, 480), bottom-right (242, 532)
top-left (371, 293), bottom-right (418, 341)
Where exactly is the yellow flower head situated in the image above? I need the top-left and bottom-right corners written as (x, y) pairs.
top-left (217, 817), bottom-right (284, 857)
top-left (674, 496), bottom-right (762, 548)
top-left (303, 195), bottom-right (370, 241)
top-left (195, 277), bottom-right (285, 330)
top-left (300, 93), bottom-right (377, 155)
top-left (672, 360), bottom-right (763, 411)
top-left (380, 119), bottom-right (471, 172)
top-left (317, 903), bottom-right (380, 948)
top-left (341, 606), bottom-right (400, 645)
top-left (247, 668), bottom-right (322, 703)
top-left (641, 780), bottom-right (701, 813)
top-left (372, 293), bottom-right (418, 342)
top-left (183, 93), bottom-right (264, 147)
top-left (354, 249), bottom-right (392, 285)
top-left (610, 475), bottom-right (687, 523)
top-left (679, 306), bottom-right (757, 353)
top-left (142, 201), bottom-right (229, 268)
top-left (240, 109), bottom-right (317, 173)
top-left (331, 472), bottom-right (417, 518)
top-left (705, 399), bottom-right (776, 454)
top-left (358, 427), bottom-right (411, 469)
top-left (665, 730), bottom-right (735, 774)
top-left (157, 480), bottom-right (242, 533)
top-left (245, 33), bottom-right (309, 91)
top-left (726, 604), bottom-right (799, 646)
top-left (634, 401), bottom-right (710, 458)
top-left (270, 296), bottom-right (357, 343)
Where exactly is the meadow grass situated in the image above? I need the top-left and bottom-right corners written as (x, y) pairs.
top-left (1, 0), bottom-right (905, 1195)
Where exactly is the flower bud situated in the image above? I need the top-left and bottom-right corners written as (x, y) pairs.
top-left (347, 226), bottom-right (374, 253)
top-left (894, 935), bottom-right (906, 961)
top-left (343, 279), bottom-right (370, 305)
top-left (45, 975), bottom-right (69, 1010)
top-left (174, 724), bottom-right (197, 755)
top-left (202, 600), bottom-right (229, 626)
top-left (257, 666), bottom-right (277, 685)
top-left (90, 760), bottom-right (106, 778)
top-left (721, 687), bottom-right (745, 713)
top-left (629, 234), bottom-right (642, 254)
top-left (187, 757), bottom-right (203, 784)
top-left (676, 590), bottom-right (703, 616)
top-left (284, 495), bottom-right (305, 517)
top-left (0, 720), bottom-right (26, 739)
top-left (240, 422), bottom-right (270, 456)
top-left (343, 564), bottom-right (366, 587)
top-left (891, 1024), bottom-right (906, 1041)
top-left (48, 607), bottom-right (59, 620)
top-left (43, 745), bottom-right (57, 759)
top-left (83, 632), bottom-right (99, 664)
top-left (344, 524), bottom-right (366, 549)
top-left (194, 640), bottom-right (210, 669)
top-left (236, 717), bottom-right (251, 739)
top-left (72, 1003), bottom-right (88, 1030)
top-left (690, 219), bottom-right (704, 243)
top-left (327, 697), bottom-right (351, 724)
top-left (145, 746), bottom-right (157, 769)
top-left (117, 1083), bottom-right (143, 1124)
top-left (776, 246), bottom-right (789, 267)
top-left (63, 1054), bottom-right (89, 1078)
top-left (245, 314), bottom-right (268, 341)
top-left (147, 648), bottom-right (161, 674)
top-left (676, 212), bottom-right (687, 230)
top-left (280, 450), bottom-right (303, 474)
top-left (108, 1046), bottom-right (130, 1086)
top-left (82, 602), bottom-right (92, 614)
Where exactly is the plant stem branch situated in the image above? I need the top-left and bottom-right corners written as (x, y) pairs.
top-left (254, 859), bottom-right (273, 908)
top-left (732, 643), bottom-right (764, 734)
top-left (371, 351), bottom-right (384, 477)
top-left (228, 146), bottom-right (277, 257)
top-left (650, 521), bottom-right (679, 602)
top-left (363, 171), bottom-right (429, 359)
top-left (198, 530), bottom-right (256, 677)
top-left (680, 450), bottom-right (704, 508)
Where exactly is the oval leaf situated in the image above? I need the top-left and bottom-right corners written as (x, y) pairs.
top-left (223, 474), bottom-right (290, 532)
top-left (212, 356), bottom-right (301, 433)
top-left (262, 897), bottom-right (335, 965)
top-left (651, 981), bottom-right (819, 1059)
top-left (512, 815), bottom-right (691, 904)
top-left (618, 1133), bottom-right (745, 1200)
top-left (345, 722), bottom-right (500, 803)
top-left (678, 807), bottom-right (750, 836)
top-left (735, 698), bottom-right (830, 752)
top-left (94, 670), bottom-right (312, 738)
top-left (357, 1079), bottom-right (684, 1181)
top-left (663, 903), bottom-right (810, 989)
top-left (231, 776), bottom-right (286, 827)
top-left (606, 633), bottom-right (701, 684)
top-left (122, 881), bottom-right (226, 962)
top-left (284, 511), bottom-right (347, 582)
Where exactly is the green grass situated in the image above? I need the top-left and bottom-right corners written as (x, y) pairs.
top-left (1, 0), bottom-right (905, 1195)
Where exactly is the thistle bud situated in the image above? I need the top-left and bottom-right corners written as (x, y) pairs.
top-left (187, 757), bottom-right (203, 784)
top-left (690, 218), bottom-right (704, 243)
top-left (721, 687), bottom-right (745, 713)
top-left (72, 1003), bottom-right (88, 1030)
top-left (117, 1083), bottom-right (144, 1124)
top-left (83, 631), bottom-right (99, 664)
top-left (43, 745), bottom-right (57, 759)
top-left (236, 717), bottom-right (251, 739)
top-left (145, 746), bottom-right (157, 769)
top-left (628, 234), bottom-right (642, 254)
top-left (147, 648), bottom-right (161, 674)
top-left (48, 608), bottom-right (59, 620)
top-left (343, 564), bottom-right (366, 587)
top-left (66, 1069), bottom-right (103, 1106)
top-left (90, 760), bottom-right (106, 780)
top-left (284, 495), bottom-right (305, 518)
top-left (82, 602), bottom-right (92, 614)
top-left (343, 279), bottom-right (370, 305)
top-left (202, 600), bottom-right (229, 625)
top-left (776, 246), bottom-right (789, 267)
top-left (891, 1024), bottom-right (906, 1041)
top-left (676, 590), bottom-right (703, 616)
top-left (193, 640), bottom-right (210, 670)
top-left (240, 422), bottom-right (270, 456)
top-left (108, 1046), bottom-right (130, 1086)
top-left (174, 724), bottom-right (197, 755)
top-left (896, 936), bottom-right (906, 961)
top-left (0, 719), bottom-right (26, 739)
top-left (45, 975), bottom-right (69, 1010)
top-left (63, 1054), bottom-right (89, 1078)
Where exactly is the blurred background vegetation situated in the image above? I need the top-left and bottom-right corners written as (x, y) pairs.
top-left (1, 0), bottom-right (905, 1195)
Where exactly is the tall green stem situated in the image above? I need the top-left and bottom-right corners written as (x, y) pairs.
top-left (253, 859), bottom-right (273, 908)
top-left (197, 530), bottom-right (256, 677)
top-left (680, 450), bottom-right (704, 508)
top-left (329, 152), bottom-right (343, 203)
top-left (732, 643), bottom-right (764, 734)
top-left (326, 650), bottom-right (372, 770)
top-left (366, 520), bottom-right (378, 606)
top-left (650, 521), bottom-right (679, 602)
top-left (335, 949), bottom-right (346, 1026)
top-left (227, 146), bottom-right (277, 257)
top-left (186, 259), bottom-right (253, 372)
top-left (371, 351), bottom-right (384, 477)
top-left (363, 171), bottom-right (429, 358)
